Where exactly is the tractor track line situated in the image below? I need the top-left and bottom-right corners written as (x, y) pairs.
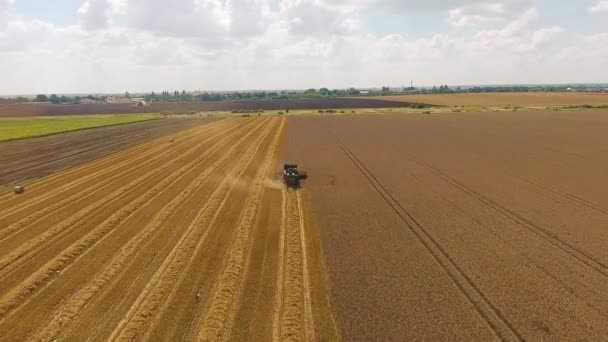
top-left (0, 120), bottom-right (259, 280)
top-left (0, 120), bottom-right (259, 321)
top-left (196, 117), bottom-right (284, 341)
top-left (383, 154), bottom-right (608, 319)
top-left (0, 119), bottom-right (231, 217)
top-left (333, 136), bottom-right (522, 342)
top-left (485, 162), bottom-right (608, 217)
top-left (112, 118), bottom-right (278, 341)
top-left (32, 118), bottom-right (274, 341)
top-left (393, 146), bottom-right (608, 281)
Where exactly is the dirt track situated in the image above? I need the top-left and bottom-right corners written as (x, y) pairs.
top-left (0, 117), bottom-right (336, 340)
top-left (0, 118), bottom-right (211, 191)
top-left (287, 111), bottom-right (608, 340)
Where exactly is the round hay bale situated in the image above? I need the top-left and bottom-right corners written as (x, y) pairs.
top-left (14, 185), bottom-right (24, 195)
top-left (170, 137), bottom-right (175, 143)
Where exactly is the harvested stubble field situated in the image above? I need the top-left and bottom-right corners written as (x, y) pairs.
top-left (287, 110), bottom-right (608, 341)
top-left (5, 109), bottom-right (608, 341)
top-left (0, 116), bottom-right (336, 341)
top-left (0, 117), bottom-right (212, 192)
top-left (379, 92), bottom-right (608, 107)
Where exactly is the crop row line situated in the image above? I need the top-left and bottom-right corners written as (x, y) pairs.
top-left (0, 119), bottom-right (258, 323)
top-left (0, 119), bottom-right (257, 282)
top-left (0, 118), bottom-right (231, 216)
top-left (196, 117), bottom-right (284, 341)
top-left (112, 117), bottom-right (278, 341)
top-left (32, 118), bottom-right (274, 341)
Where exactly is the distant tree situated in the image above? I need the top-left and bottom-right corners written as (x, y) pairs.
top-left (347, 88), bottom-right (360, 95)
top-left (319, 88), bottom-right (330, 96)
top-left (35, 94), bottom-right (49, 102)
top-left (49, 94), bottom-right (60, 104)
top-left (304, 88), bottom-right (317, 95)
top-left (125, 91), bottom-right (131, 98)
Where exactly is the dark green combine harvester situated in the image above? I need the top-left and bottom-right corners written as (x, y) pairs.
top-left (283, 163), bottom-right (307, 189)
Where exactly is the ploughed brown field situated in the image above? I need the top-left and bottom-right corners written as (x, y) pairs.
top-left (3, 110), bottom-right (608, 340)
top-left (379, 92), bottom-right (608, 107)
top-left (287, 111), bottom-right (608, 341)
top-left (0, 98), bottom-right (414, 117)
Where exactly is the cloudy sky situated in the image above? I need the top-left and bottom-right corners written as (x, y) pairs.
top-left (1, 0), bottom-right (607, 94)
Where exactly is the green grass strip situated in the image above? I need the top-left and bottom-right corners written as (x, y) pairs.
top-left (0, 115), bottom-right (159, 142)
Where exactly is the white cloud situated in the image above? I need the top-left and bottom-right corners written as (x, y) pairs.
top-left (0, 0), bottom-right (15, 10)
top-left (78, 0), bottom-right (112, 30)
top-left (589, 0), bottom-right (608, 13)
top-left (280, 0), bottom-right (360, 36)
top-left (109, 0), bottom-right (128, 14)
top-left (0, 0), bottom-right (607, 94)
top-left (329, 0), bottom-right (530, 13)
top-left (0, 19), bottom-right (55, 52)
top-left (447, 1), bottom-right (530, 27)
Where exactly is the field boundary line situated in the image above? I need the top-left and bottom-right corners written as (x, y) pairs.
top-left (333, 136), bottom-right (522, 342)
top-left (0, 116), bottom-right (160, 143)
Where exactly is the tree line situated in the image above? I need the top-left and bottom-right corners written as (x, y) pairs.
top-left (1, 84), bottom-right (605, 105)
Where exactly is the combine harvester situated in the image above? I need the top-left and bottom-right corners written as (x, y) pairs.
top-left (283, 163), bottom-right (307, 189)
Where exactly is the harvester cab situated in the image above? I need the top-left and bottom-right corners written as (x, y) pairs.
top-left (283, 163), bottom-right (307, 189)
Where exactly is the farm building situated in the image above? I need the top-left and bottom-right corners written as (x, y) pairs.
top-left (106, 96), bottom-right (133, 104)
top-left (79, 98), bottom-right (96, 105)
